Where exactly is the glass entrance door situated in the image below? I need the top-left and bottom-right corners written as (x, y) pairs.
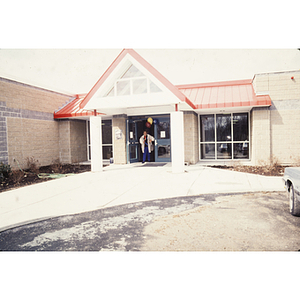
top-left (154, 117), bottom-right (171, 162)
top-left (127, 119), bottom-right (139, 163)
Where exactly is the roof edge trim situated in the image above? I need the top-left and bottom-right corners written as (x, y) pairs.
top-left (176, 79), bottom-right (253, 89)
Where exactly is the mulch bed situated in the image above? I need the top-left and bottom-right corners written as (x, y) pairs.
top-left (0, 164), bottom-right (91, 193)
top-left (211, 164), bottom-right (285, 176)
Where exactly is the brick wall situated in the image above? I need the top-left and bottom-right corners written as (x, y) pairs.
top-left (250, 107), bottom-right (271, 165)
top-left (112, 115), bottom-right (127, 164)
top-left (58, 120), bottom-right (71, 164)
top-left (0, 77), bottom-right (73, 169)
top-left (184, 112), bottom-right (199, 164)
top-left (252, 71), bottom-right (300, 165)
top-left (70, 120), bottom-right (87, 163)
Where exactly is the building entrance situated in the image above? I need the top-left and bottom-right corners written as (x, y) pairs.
top-left (127, 115), bottom-right (171, 163)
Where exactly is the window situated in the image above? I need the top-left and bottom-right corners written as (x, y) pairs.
top-left (102, 120), bottom-right (113, 160)
top-left (105, 64), bottom-right (162, 97)
top-left (200, 113), bottom-right (249, 160)
top-left (87, 120), bottom-right (113, 160)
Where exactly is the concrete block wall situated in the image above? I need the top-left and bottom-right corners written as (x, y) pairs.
top-left (70, 120), bottom-right (88, 163)
top-left (250, 107), bottom-right (271, 165)
top-left (58, 120), bottom-right (71, 164)
top-left (183, 111), bottom-right (199, 164)
top-left (112, 115), bottom-right (127, 164)
top-left (0, 77), bottom-right (73, 169)
top-left (252, 71), bottom-right (300, 165)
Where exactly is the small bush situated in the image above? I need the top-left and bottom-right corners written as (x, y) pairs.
top-left (0, 162), bottom-right (11, 182)
top-left (50, 159), bottom-right (64, 173)
top-left (26, 157), bottom-right (40, 174)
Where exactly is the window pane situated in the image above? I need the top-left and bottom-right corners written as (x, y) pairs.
top-left (117, 80), bottom-right (130, 96)
top-left (130, 145), bottom-right (137, 159)
top-left (157, 120), bottom-right (170, 139)
top-left (129, 122), bottom-right (136, 141)
top-left (233, 142), bottom-right (249, 159)
top-left (102, 120), bottom-right (112, 144)
top-left (122, 64), bottom-right (144, 78)
top-left (233, 113), bottom-right (248, 141)
top-left (132, 78), bottom-right (147, 94)
top-left (150, 80), bottom-right (162, 93)
top-left (103, 146), bottom-right (113, 159)
top-left (216, 114), bottom-right (231, 141)
top-left (200, 115), bottom-right (215, 142)
top-left (201, 143), bottom-right (215, 159)
top-left (158, 143), bottom-right (171, 159)
top-left (217, 143), bottom-right (232, 159)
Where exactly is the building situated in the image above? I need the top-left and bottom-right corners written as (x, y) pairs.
top-left (1, 49), bottom-right (299, 172)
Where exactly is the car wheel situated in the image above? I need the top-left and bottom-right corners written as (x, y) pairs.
top-left (289, 184), bottom-right (300, 216)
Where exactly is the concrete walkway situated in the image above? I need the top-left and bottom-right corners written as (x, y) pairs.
top-left (0, 163), bottom-right (285, 232)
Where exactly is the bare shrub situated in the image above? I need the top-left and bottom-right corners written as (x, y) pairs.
top-left (11, 170), bottom-right (25, 184)
top-left (50, 159), bottom-right (64, 173)
top-left (26, 157), bottom-right (40, 174)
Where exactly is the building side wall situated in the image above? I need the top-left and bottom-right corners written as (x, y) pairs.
top-left (0, 78), bottom-right (72, 169)
top-left (58, 120), bottom-right (71, 164)
top-left (250, 107), bottom-right (271, 165)
top-left (112, 115), bottom-right (127, 164)
top-left (270, 101), bottom-right (300, 164)
top-left (253, 71), bottom-right (300, 165)
top-left (70, 120), bottom-right (88, 163)
top-left (183, 112), bottom-right (199, 164)
top-left (7, 118), bottom-right (60, 170)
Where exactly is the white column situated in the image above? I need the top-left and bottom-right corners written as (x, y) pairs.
top-left (90, 116), bottom-right (103, 172)
top-left (170, 111), bottom-right (185, 174)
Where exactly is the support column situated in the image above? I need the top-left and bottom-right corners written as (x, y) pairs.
top-left (171, 111), bottom-right (185, 174)
top-left (90, 116), bottom-right (103, 172)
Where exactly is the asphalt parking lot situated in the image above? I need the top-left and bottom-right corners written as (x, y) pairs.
top-left (0, 191), bottom-right (299, 251)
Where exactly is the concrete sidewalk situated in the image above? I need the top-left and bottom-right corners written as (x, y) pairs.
top-left (0, 163), bottom-right (285, 232)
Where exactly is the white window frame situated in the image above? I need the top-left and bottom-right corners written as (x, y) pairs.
top-left (86, 119), bottom-right (113, 161)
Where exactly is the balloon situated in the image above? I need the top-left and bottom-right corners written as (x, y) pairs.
top-left (146, 122), bottom-right (151, 128)
top-left (147, 117), bottom-right (153, 125)
top-left (153, 118), bottom-right (158, 124)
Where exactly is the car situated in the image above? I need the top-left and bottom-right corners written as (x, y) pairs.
top-left (283, 167), bottom-right (300, 216)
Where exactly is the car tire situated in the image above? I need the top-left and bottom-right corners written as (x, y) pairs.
top-left (289, 184), bottom-right (300, 217)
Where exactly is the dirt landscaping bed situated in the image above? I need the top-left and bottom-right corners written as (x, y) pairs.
top-left (211, 164), bottom-right (286, 176)
top-left (0, 163), bottom-right (91, 193)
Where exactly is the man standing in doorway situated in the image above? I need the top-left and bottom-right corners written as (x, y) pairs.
top-left (140, 130), bottom-right (155, 163)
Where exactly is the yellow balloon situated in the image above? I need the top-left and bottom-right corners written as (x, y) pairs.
top-left (147, 117), bottom-right (153, 124)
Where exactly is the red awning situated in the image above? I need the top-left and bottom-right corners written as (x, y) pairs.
top-left (54, 94), bottom-right (103, 119)
top-left (54, 79), bottom-right (272, 119)
top-left (176, 79), bottom-right (271, 110)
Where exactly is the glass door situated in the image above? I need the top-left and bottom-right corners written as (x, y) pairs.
top-left (154, 117), bottom-right (171, 162)
top-left (127, 119), bottom-right (139, 163)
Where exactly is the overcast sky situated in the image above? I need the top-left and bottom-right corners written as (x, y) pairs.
top-left (0, 49), bottom-right (299, 95)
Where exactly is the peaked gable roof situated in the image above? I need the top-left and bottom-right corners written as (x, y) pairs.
top-left (79, 48), bottom-right (196, 110)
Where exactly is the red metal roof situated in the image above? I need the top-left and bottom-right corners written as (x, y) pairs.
top-left (53, 51), bottom-right (272, 119)
top-left (54, 94), bottom-right (103, 119)
top-left (176, 79), bottom-right (271, 109)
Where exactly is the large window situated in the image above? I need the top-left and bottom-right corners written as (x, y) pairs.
top-left (200, 113), bottom-right (249, 160)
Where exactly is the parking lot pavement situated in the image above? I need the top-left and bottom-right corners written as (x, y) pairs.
top-left (0, 191), bottom-right (299, 251)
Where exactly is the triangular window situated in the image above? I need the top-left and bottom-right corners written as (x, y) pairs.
top-left (121, 64), bottom-right (145, 78)
top-left (105, 63), bottom-right (162, 97)
top-left (150, 80), bottom-right (162, 93)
